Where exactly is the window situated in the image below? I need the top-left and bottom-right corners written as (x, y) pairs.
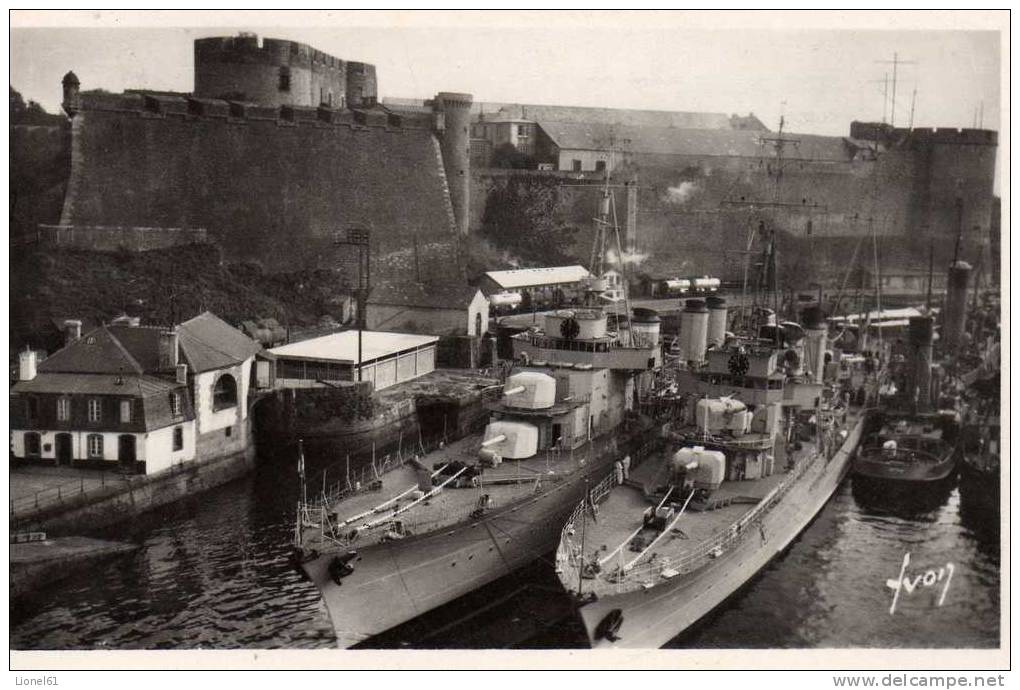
top-left (25, 397), bottom-right (39, 421)
top-left (213, 374), bottom-right (238, 410)
top-left (120, 400), bottom-right (132, 424)
top-left (169, 392), bottom-right (181, 417)
top-left (278, 66), bottom-right (290, 92)
top-left (24, 432), bottom-right (41, 457)
top-left (57, 398), bottom-right (70, 422)
top-left (88, 398), bottom-right (102, 423)
top-left (87, 434), bottom-right (104, 458)
top-left (225, 426), bottom-right (232, 438)
top-left (173, 426), bottom-right (183, 451)
top-left (518, 124), bottom-right (527, 136)
top-left (572, 159), bottom-right (582, 172)
top-left (595, 160), bottom-right (607, 173)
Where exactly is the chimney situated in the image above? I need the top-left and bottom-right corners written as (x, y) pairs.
top-left (159, 328), bottom-right (180, 370)
top-left (64, 319), bottom-right (82, 345)
top-left (176, 363), bottom-right (189, 385)
top-left (19, 348), bottom-right (37, 381)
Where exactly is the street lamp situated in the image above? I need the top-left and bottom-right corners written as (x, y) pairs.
top-left (334, 227), bottom-right (371, 382)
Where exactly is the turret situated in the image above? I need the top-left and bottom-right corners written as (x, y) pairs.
top-left (61, 71), bottom-right (80, 117)
top-left (433, 92), bottom-right (473, 235)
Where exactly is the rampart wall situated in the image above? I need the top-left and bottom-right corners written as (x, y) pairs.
top-left (59, 91), bottom-right (458, 272)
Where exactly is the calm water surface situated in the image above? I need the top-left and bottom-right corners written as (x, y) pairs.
top-left (10, 451), bottom-right (1000, 650)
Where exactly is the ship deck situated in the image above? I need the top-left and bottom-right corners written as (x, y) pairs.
top-left (560, 440), bottom-right (821, 598)
top-left (303, 431), bottom-right (607, 545)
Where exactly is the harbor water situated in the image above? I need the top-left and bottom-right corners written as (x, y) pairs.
top-left (10, 451), bottom-right (1000, 650)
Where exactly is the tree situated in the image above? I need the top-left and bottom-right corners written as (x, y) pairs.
top-left (480, 176), bottom-right (580, 266)
top-left (10, 86), bottom-right (59, 125)
top-left (490, 143), bottom-right (536, 170)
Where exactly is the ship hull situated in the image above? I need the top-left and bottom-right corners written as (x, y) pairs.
top-left (852, 452), bottom-right (957, 482)
top-left (574, 414), bottom-right (864, 649)
top-left (302, 451), bottom-right (620, 648)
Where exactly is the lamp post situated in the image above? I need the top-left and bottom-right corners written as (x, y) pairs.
top-left (334, 227), bottom-right (371, 382)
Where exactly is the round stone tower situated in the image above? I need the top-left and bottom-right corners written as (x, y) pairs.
top-left (433, 92), bottom-right (473, 235)
top-left (61, 71), bottom-right (81, 116)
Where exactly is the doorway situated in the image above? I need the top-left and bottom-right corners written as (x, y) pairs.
top-left (55, 433), bottom-right (72, 466)
top-left (118, 435), bottom-right (137, 472)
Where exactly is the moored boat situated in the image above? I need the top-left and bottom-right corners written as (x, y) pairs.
top-left (554, 309), bottom-right (868, 648)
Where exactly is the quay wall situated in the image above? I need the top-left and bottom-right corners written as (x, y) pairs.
top-left (12, 435), bottom-right (257, 536)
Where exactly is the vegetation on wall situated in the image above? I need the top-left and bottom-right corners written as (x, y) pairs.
top-left (9, 244), bottom-right (354, 352)
top-left (292, 383), bottom-right (375, 424)
top-left (478, 175), bottom-right (581, 266)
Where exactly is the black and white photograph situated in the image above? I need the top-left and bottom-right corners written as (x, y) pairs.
top-left (8, 9), bottom-right (1007, 675)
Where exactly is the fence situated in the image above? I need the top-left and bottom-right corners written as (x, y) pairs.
top-left (10, 470), bottom-right (117, 519)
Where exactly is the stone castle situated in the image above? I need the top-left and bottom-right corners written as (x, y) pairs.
top-left (11, 33), bottom-right (999, 285)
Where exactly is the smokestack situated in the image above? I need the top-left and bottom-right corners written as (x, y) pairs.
top-left (706, 296), bottom-right (728, 348)
top-left (64, 319), bottom-right (82, 345)
top-left (802, 306), bottom-right (827, 385)
top-left (906, 315), bottom-right (934, 412)
top-left (943, 260), bottom-right (972, 351)
top-left (680, 299), bottom-right (709, 364)
top-left (19, 349), bottom-right (37, 382)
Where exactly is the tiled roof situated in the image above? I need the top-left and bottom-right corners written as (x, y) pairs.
top-left (178, 312), bottom-right (262, 373)
top-left (475, 102), bottom-right (734, 130)
top-left (538, 121), bottom-right (851, 161)
top-left (12, 372), bottom-right (180, 396)
top-left (37, 327), bottom-right (145, 375)
top-left (368, 280), bottom-right (480, 310)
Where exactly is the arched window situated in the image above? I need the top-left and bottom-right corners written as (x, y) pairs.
top-left (213, 374), bottom-right (238, 410)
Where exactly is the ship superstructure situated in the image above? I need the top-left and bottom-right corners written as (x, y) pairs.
top-left (554, 300), bottom-right (867, 648)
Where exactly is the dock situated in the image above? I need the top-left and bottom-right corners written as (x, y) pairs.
top-left (11, 535), bottom-right (139, 598)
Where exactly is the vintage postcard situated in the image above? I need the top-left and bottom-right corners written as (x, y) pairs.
top-left (7, 9), bottom-right (1008, 677)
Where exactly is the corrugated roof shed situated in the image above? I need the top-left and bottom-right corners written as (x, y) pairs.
top-left (269, 330), bottom-right (438, 364)
top-left (485, 265), bottom-right (591, 290)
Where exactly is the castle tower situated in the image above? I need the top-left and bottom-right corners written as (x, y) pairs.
top-left (193, 34), bottom-right (361, 109)
top-left (61, 71), bottom-right (81, 116)
top-left (433, 92), bottom-right (473, 235)
top-left (346, 62), bottom-right (378, 108)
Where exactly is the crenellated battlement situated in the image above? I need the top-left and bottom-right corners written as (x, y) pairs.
top-left (194, 34), bottom-right (346, 72)
top-left (76, 89), bottom-right (433, 131)
top-left (850, 120), bottom-right (998, 147)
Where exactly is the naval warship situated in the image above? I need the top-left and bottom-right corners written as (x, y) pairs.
top-left (290, 277), bottom-right (664, 647)
top-left (554, 303), bottom-right (869, 648)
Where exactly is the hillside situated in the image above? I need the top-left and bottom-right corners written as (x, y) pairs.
top-left (10, 243), bottom-right (352, 352)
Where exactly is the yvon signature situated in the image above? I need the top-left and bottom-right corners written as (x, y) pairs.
top-left (885, 552), bottom-right (954, 615)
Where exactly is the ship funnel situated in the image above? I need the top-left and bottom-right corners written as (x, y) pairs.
top-left (943, 260), bottom-right (972, 351)
top-left (680, 299), bottom-right (709, 364)
top-left (906, 315), bottom-right (935, 412)
top-left (801, 306), bottom-right (827, 384)
top-left (706, 296), bottom-right (728, 348)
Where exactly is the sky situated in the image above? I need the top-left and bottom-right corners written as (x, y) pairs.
top-left (10, 11), bottom-right (1003, 138)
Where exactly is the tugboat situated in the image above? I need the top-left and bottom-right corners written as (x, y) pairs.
top-left (852, 314), bottom-right (961, 484)
top-left (553, 302), bottom-right (868, 648)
